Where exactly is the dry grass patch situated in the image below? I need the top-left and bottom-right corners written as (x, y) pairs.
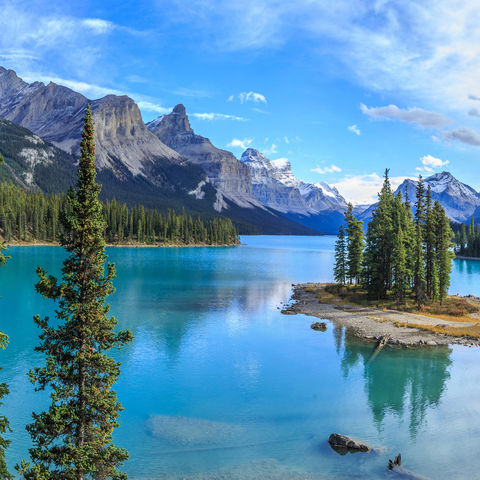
top-left (394, 321), bottom-right (480, 339)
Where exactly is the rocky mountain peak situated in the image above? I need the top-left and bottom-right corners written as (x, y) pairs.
top-left (240, 149), bottom-right (272, 169)
top-left (360, 171), bottom-right (480, 223)
top-left (148, 104), bottom-right (255, 204)
top-left (150, 103), bottom-right (192, 135)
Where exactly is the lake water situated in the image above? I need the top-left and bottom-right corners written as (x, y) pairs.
top-left (1, 236), bottom-right (480, 479)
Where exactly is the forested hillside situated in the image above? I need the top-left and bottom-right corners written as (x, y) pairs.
top-left (0, 183), bottom-right (239, 246)
top-left (453, 219), bottom-right (480, 257)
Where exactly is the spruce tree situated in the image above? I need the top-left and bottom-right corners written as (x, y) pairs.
top-left (344, 203), bottom-right (364, 284)
top-left (19, 106), bottom-right (133, 480)
top-left (424, 186), bottom-right (438, 301)
top-left (414, 176), bottom-right (427, 305)
top-left (0, 243), bottom-right (12, 480)
top-left (433, 201), bottom-right (454, 303)
top-left (334, 225), bottom-right (347, 285)
top-left (362, 169), bottom-right (394, 299)
top-left (392, 225), bottom-right (407, 303)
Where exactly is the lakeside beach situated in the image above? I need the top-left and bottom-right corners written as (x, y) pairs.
top-left (285, 283), bottom-right (480, 347)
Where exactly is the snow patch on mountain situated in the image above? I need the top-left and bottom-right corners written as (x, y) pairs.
top-left (239, 148), bottom-right (347, 215)
top-left (359, 171), bottom-right (480, 223)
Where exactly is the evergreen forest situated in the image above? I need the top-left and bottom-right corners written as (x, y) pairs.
top-left (0, 182), bottom-right (239, 246)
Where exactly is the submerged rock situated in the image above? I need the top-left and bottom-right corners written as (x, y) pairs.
top-left (328, 433), bottom-right (370, 452)
top-left (311, 321), bottom-right (327, 331)
top-left (146, 415), bottom-right (242, 446)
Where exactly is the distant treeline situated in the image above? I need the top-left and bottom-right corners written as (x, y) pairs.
top-left (0, 182), bottom-right (239, 245)
top-left (453, 219), bottom-right (480, 257)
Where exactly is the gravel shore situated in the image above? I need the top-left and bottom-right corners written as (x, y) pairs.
top-left (283, 283), bottom-right (480, 347)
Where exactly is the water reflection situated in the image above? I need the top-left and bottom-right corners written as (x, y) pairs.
top-left (337, 326), bottom-right (451, 437)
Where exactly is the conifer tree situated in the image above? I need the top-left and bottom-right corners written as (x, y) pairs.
top-left (0, 242), bottom-right (12, 480)
top-left (334, 225), bottom-right (347, 285)
top-left (392, 225), bottom-right (407, 303)
top-left (344, 203), bottom-right (364, 284)
top-left (424, 186), bottom-right (438, 301)
top-left (362, 169), bottom-right (394, 298)
top-left (414, 176), bottom-right (427, 305)
top-left (19, 106), bottom-right (133, 480)
top-left (401, 190), bottom-right (416, 288)
top-left (433, 201), bottom-right (454, 303)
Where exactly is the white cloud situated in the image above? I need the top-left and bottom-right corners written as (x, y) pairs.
top-left (420, 154), bottom-right (449, 169)
top-left (442, 127), bottom-right (480, 146)
top-left (311, 165), bottom-right (342, 174)
top-left (22, 74), bottom-right (125, 99)
top-left (227, 138), bottom-right (253, 150)
top-left (137, 101), bottom-right (172, 114)
top-left (81, 18), bottom-right (115, 34)
top-left (360, 104), bottom-right (450, 128)
top-left (0, 3), bottom-right (144, 86)
top-left (347, 124), bottom-right (360, 135)
top-left (163, 1), bottom-right (480, 113)
top-left (263, 143), bottom-right (278, 155)
top-left (191, 112), bottom-right (247, 121)
top-left (229, 91), bottom-right (267, 104)
top-left (333, 173), bottom-right (414, 205)
top-left (284, 136), bottom-right (289, 144)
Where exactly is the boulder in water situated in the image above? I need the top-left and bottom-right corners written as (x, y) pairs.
top-left (311, 321), bottom-right (327, 331)
top-left (328, 433), bottom-right (370, 452)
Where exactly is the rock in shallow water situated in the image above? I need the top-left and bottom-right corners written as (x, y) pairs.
top-left (328, 433), bottom-right (370, 452)
top-left (311, 321), bottom-right (327, 331)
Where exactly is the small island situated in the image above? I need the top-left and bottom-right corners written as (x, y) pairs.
top-left (285, 170), bottom-right (480, 347)
top-left (285, 283), bottom-right (480, 346)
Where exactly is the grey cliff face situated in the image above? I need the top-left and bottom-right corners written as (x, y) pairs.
top-left (147, 105), bottom-right (255, 202)
top-left (0, 67), bottom-right (182, 181)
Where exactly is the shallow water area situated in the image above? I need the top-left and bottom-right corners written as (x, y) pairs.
top-left (1, 235), bottom-right (480, 479)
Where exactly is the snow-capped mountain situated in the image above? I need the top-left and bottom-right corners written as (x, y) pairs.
top-left (359, 171), bottom-right (480, 223)
top-left (239, 148), bottom-right (348, 233)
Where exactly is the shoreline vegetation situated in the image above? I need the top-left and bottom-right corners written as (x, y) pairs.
top-left (290, 170), bottom-right (480, 349)
top-left (0, 182), bottom-right (240, 247)
top-left (5, 241), bottom-right (240, 248)
top-left (284, 283), bottom-right (480, 347)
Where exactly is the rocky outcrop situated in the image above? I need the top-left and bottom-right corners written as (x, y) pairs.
top-left (328, 433), bottom-right (370, 452)
top-left (0, 67), bottom-right (182, 182)
top-left (147, 105), bottom-right (258, 208)
top-left (0, 118), bottom-right (76, 192)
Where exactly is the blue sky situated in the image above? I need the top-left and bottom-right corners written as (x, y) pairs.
top-left (1, 0), bottom-right (480, 203)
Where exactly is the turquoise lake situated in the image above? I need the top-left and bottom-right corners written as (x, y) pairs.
top-left (1, 235), bottom-right (480, 479)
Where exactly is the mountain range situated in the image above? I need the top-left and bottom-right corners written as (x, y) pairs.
top-left (0, 65), bottom-right (479, 234)
top-left (359, 172), bottom-right (480, 224)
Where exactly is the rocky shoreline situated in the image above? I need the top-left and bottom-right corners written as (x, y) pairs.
top-left (283, 283), bottom-right (480, 347)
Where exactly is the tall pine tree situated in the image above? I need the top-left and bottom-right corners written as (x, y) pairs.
top-left (0, 241), bottom-right (12, 480)
top-left (0, 152), bottom-right (11, 478)
top-left (334, 224), bottom-right (347, 285)
top-left (362, 169), bottom-right (394, 299)
top-left (424, 185), bottom-right (439, 301)
top-left (344, 203), bottom-right (364, 284)
top-left (414, 176), bottom-right (427, 306)
top-left (433, 201), bottom-right (454, 303)
top-left (19, 106), bottom-right (133, 480)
